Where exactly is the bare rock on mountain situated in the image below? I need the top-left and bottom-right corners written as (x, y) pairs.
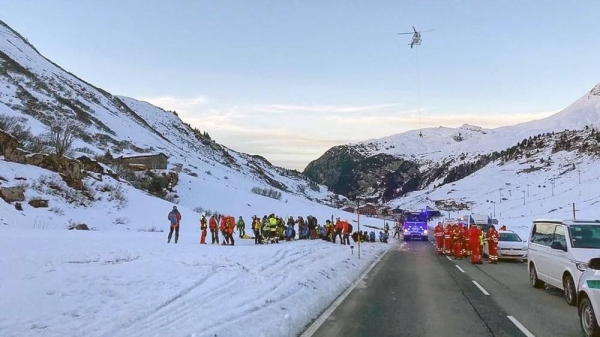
top-left (0, 186), bottom-right (25, 203)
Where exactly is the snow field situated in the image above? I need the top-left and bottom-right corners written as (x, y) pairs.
top-left (0, 226), bottom-right (390, 337)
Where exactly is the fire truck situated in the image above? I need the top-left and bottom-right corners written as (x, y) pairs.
top-left (402, 209), bottom-right (429, 241)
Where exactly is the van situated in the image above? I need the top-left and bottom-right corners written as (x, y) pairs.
top-left (527, 219), bottom-right (600, 306)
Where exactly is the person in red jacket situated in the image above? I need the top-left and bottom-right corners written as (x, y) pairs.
top-left (200, 214), bottom-right (208, 244)
top-left (209, 215), bottom-right (219, 244)
top-left (444, 224), bottom-right (453, 255)
top-left (334, 218), bottom-right (343, 244)
top-left (487, 225), bottom-right (499, 264)
top-left (434, 222), bottom-right (444, 254)
top-left (167, 206), bottom-right (181, 243)
top-left (469, 225), bottom-right (482, 264)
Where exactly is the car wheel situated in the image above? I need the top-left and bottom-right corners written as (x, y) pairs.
top-left (529, 263), bottom-right (543, 288)
top-left (580, 296), bottom-right (600, 337)
top-left (564, 274), bottom-right (577, 306)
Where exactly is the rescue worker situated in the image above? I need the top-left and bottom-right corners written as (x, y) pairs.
top-left (220, 216), bottom-right (229, 245)
top-left (499, 225), bottom-right (507, 231)
top-left (167, 206), bottom-right (181, 243)
top-left (200, 213), bottom-right (208, 244)
top-left (226, 216), bottom-right (235, 246)
top-left (252, 216), bottom-right (262, 244)
top-left (261, 215), bottom-right (270, 242)
top-left (479, 228), bottom-right (486, 263)
top-left (462, 223), bottom-right (471, 257)
top-left (209, 215), bottom-right (219, 244)
top-left (469, 225), bottom-right (482, 264)
top-left (434, 222), bottom-right (444, 254)
top-left (334, 218), bottom-right (343, 244)
top-left (342, 220), bottom-right (350, 245)
top-left (236, 216), bottom-right (245, 238)
top-left (444, 224), bottom-right (453, 255)
top-left (487, 225), bottom-right (499, 264)
top-left (452, 224), bottom-right (463, 260)
top-left (383, 222), bottom-right (389, 237)
top-left (268, 214), bottom-right (278, 243)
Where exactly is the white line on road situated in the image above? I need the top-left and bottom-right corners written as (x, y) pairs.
top-left (446, 256), bottom-right (452, 261)
top-left (507, 315), bottom-right (536, 337)
top-left (472, 280), bottom-right (490, 295)
top-left (299, 249), bottom-right (388, 337)
top-left (455, 265), bottom-right (465, 273)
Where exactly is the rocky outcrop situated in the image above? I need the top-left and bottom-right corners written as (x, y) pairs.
top-left (28, 198), bottom-right (49, 208)
top-left (26, 153), bottom-right (83, 189)
top-left (304, 146), bottom-right (423, 201)
top-left (0, 186), bottom-right (25, 203)
top-left (77, 155), bottom-right (119, 180)
top-left (0, 129), bottom-right (20, 160)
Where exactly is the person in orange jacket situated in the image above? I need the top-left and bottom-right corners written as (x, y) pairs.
top-left (487, 225), bottom-right (499, 264)
top-left (209, 215), bottom-right (219, 244)
top-left (220, 216), bottom-right (229, 245)
top-left (341, 220), bottom-right (350, 245)
top-left (225, 216), bottom-right (235, 246)
top-left (167, 206), bottom-right (181, 244)
top-left (334, 218), bottom-right (343, 244)
top-left (434, 222), bottom-right (444, 254)
top-left (444, 224), bottom-right (453, 255)
top-left (452, 224), bottom-right (463, 260)
top-left (200, 214), bottom-right (208, 244)
top-left (462, 223), bottom-right (471, 257)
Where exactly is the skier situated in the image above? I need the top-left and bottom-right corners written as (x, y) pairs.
top-left (167, 206), bottom-right (181, 244)
top-left (237, 216), bottom-right (245, 238)
top-left (200, 213), bottom-right (208, 244)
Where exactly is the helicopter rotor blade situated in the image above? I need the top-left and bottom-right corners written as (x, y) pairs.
top-left (413, 26), bottom-right (417, 32)
top-left (419, 29), bottom-right (436, 33)
top-left (397, 32), bottom-right (413, 35)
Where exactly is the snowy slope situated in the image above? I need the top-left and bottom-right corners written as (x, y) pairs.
top-left (352, 83), bottom-right (600, 162)
top-left (0, 19), bottom-right (343, 210)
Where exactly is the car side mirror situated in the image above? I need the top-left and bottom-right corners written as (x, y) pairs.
top-left (551, 241), bottom-right (566, 251)
top-left (589, 258), bottom-right (600, 270)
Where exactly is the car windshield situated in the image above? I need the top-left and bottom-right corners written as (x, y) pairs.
top-left (569, 225), bottom-right (600, 248)
top-left (405, 213), bottom-right (427, 222)
top-left (499, 232), bottom-right (522, 242)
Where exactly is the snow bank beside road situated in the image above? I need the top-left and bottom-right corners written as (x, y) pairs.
top-left (0, 227), bottom-right (389, 337)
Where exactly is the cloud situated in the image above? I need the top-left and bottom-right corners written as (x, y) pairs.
top-left (326, 110), bottom-right (558, 128)
top-left (253, 103), bottom-right (400, 114)
top-left (139, 95), bottom-right (209, 112)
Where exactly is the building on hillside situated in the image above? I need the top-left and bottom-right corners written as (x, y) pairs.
top-left (357, 203), bottom-right (377, 216)
top-left (115, 153), bottom-right (168, 170)
top-left (378, 206), bottom-right (391, 216)
top-left (342, 206), bottom-right (356, 213)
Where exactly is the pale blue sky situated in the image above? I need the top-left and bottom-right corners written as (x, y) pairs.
top-left (2, 1), bottom-right (600, 169)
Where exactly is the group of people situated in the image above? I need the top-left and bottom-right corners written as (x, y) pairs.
top-left (166, 207), bottom-right (390, 246)
top-left (433, 221), bottom-right (500, 264)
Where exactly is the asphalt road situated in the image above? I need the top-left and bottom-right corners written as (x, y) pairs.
top-left (307, 239), bottom-right (582, 337)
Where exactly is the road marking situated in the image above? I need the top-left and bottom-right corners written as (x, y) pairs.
top-left (472, 280), bottom-right (490, 295)
top-left (446, 256), bottom-right (452, 261)
top-left (299, 250), bottom-right (388, 337)
top-left (507, 315), bottom-right (535, 337)
top-left (455, 265), bottom-right (465, 273)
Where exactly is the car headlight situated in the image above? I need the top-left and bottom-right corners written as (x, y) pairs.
top-left (423, 230), bottom-right (428, 235)
top-left (403, 229), bottom-right (409, 234)
top-left (576, 261), bottom-right (589, 271)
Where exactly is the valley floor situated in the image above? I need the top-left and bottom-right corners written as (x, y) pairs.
top-left (0, 226), bottom-right (388, 337)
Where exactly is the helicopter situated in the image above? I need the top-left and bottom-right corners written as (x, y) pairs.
top-left (397, 26), bottom-right (435, 48)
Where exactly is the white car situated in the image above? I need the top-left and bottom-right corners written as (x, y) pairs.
top-left (527, 219), bottom-right (600, 306)
top-left (577, 257), bottom-right (600, 337)
top-left (496, 230), bottom-right (528, 261)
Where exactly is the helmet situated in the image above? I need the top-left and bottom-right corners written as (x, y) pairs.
top-left (173, 206), bottom-right (177, 210)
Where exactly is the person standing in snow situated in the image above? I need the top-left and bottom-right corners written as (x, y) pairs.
top-left (200, 214), bottom-right (208, 244)
top-left (209, 215), bottom-right (219, 244)
top-left (167, 206), bottom-right (181, 244)
top-left (237, 216), bottom-right (245, 238)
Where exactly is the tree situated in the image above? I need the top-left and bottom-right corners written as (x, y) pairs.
top-left (46, 119), bottom-right (78, 157)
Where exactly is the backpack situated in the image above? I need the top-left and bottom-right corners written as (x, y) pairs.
top-left (348, 223), bottom-right (353, 233)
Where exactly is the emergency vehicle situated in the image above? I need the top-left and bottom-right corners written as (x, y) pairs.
top-left (403, 209), bottom-right (429, 241)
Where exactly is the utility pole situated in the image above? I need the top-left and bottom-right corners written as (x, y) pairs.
top-left (357, 199), bottom-right (361, 260)
top-left (499, 188), bottom-right (503, 203)
top-left (527, 184), bottom-right (530, 197)
top-left (578, 167), bottom-right (581, 184)
top-left (573, 203), bottom-right (576, 220)
top-left (523, 191), bottom-right (526, 205)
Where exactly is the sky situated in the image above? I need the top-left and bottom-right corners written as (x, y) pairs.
top-left (1, 1), bottom-right (600, 170)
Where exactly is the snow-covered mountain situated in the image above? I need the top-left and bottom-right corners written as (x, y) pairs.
top-left (304, 82), bottom-right (600, 204)
top-left (0, 19), bottom-right (353, 231)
